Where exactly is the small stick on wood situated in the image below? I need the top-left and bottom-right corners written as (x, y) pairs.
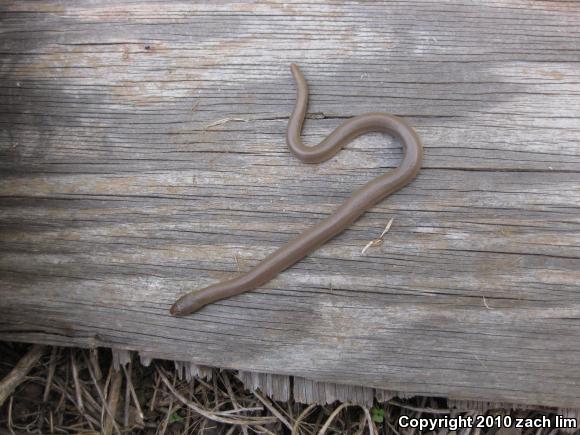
top-left (0, 344), bottom-right (45, 407)
top-left (205, 117), bottom-right (248, 129)
top-left (483, 296), bottom-right (491, 310)
top-left (361, 218), bottom-right (394, 255)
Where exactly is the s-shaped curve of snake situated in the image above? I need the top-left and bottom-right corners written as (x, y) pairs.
top-left (170, 64), bottom-right (423, 316)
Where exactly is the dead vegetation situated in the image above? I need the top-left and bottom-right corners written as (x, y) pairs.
top-left (0, 342), bottom-right (571, 434)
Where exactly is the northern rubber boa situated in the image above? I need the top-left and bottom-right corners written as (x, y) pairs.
top-left (170, 64), bottom-right (423, 316)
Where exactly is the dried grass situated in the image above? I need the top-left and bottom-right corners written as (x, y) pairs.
top-left (0, 342), bottom-right (569, 434)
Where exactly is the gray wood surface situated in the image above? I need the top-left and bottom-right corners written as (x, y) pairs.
top-left (1, 0), bottom-right (579, 408)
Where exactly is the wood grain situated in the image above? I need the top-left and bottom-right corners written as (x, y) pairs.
top-left (1, 0), bottom-right (579, 407)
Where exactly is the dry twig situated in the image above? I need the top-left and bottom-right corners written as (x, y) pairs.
top-left (252, 389), bottom-right (292, 431)
top-left (42, 347), bottom-right (57, 403)
top-left (83, 353), bottom-right (120, 435)
top-left (318, 402), bottom-right (350, 435)
top-left (156, 366), bottom-right (278, 426)
top-left (292, 403), bottom-right (317, 435)
top-left (70, 352), bottom-right (84, 414)
top-left (205, 117), bottom-right (249, 129)
top-left (361, 218), bottom-right (394, 255)
top-left (103, 367), bottom-right (123, 435)
top-left (0, 344), bottom-right (45, 407)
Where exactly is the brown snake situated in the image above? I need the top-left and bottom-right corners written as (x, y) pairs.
top-left (170, 64), bottom-right (423, 316)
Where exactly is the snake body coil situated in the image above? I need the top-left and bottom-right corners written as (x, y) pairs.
top-left (170, 64), bottom-right (423, 316)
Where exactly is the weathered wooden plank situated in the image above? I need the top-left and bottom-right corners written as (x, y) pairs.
top-left (1, 0), bottom-right (579, 408)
